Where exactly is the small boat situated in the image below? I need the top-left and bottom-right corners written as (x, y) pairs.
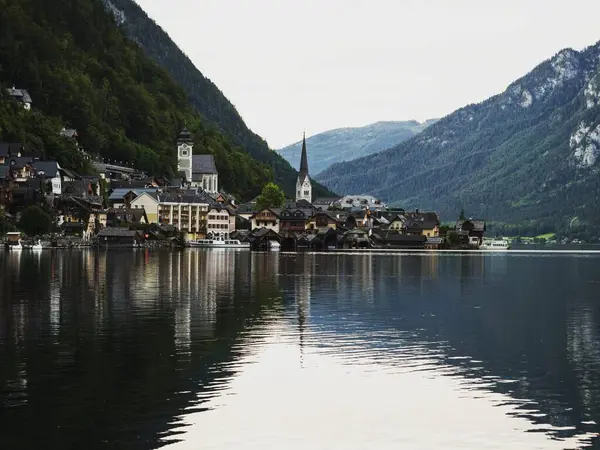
top-left (188, 235), bottom-right (250, 249)
top-left (479, 238), bottom-right (511, 250)
top-left (8, 239), bottom-right (24, 251)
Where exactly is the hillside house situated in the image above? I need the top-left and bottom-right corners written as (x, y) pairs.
top-left (307, 211), bottom-right (342, 232)
top-left (6, 86), bottom-right (32, 110)
top-left (455, 219), bottom-right (486, 246)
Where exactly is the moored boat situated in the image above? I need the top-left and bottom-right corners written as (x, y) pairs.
top-left (479, 238), bottom-right (511, 250)
top-left (187, 235), bottom-right (250, 249)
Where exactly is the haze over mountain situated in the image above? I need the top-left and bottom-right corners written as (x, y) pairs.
top-left (102, 0), bottom-right (334, 198)
top-left (316, 41), bottom-right (600, 233)
top-left (277, 120), bottom-right (437, 176)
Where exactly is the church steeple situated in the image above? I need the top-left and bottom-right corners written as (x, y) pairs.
top-left (299, 131), bottom-right (309, 179)
top-left (296, 131), bottom-right (312, 203)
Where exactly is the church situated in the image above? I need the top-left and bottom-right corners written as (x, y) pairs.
top-left (296, 132), bottom-right (312, 203)
top-left (176, 128), bottom-right (219, 194)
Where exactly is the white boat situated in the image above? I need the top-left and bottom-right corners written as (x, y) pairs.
top-left (8, 239), bottom-right (24, 251)
top-left (479, 238), bottom-right (511, 250)
top-left (188, 236), bottom-right (250, 249)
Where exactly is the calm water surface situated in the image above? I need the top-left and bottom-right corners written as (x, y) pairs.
top-left (1, 249), bottom-right (599, 449)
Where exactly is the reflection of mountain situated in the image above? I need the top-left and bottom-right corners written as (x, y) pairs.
top-left (0, 250), bottom-right (283, 449)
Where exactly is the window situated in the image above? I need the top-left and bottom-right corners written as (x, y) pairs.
top-left (181, 150), bottom-right (188, 156)
top-left (304, 190), bottom-right (309, 195)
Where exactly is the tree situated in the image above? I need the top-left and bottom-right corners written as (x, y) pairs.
top-left (459, 209), bottom-right (466, 220)
top-left (18, 206), bottom-right (53, 236)
top-left (255, 182), bottom-right (285, 210)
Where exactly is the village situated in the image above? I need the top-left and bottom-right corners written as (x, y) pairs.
top-left (0, 87), bottom-right (487, 251)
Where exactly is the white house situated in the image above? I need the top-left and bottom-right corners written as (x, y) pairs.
top-left (206, 206), bottom-right (235, 237)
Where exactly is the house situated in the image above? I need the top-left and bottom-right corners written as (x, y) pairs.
top-left (7, 157), bottom-right (34, 182)
top-left (30, 160), bottom-right (63, 195)
top-left (108, 187), bottom-right (158, 208)
top-left (206, 205), bottom-right (235, 237)
top-left (250, 208), bottom-right (281, 233)
top-left (106, 208), bottom-right (148, 227)
top-left (247, 228), bottom-right (282, 251)
top-left (130, 191), bottom-right (159, 223)
top-left (307, 211), bottom-right (342, 233)
top-left (6, 86), bottom-right (32, 110)
top-left (97, 228), bottom-right (144, 247)
top-left (455, 219), bottom-right (486, 246)
top-left (279, 207), bottom-right (312, 233)
top-left (60, 128), bottom-right (78, 139)
top-left (338, 195), bottom-right (386, 211)
top-left (56, 196), bottom-right (106, 238)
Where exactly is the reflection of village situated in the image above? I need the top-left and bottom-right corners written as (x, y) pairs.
top-left (2, 123), bottom-right (487, 249)
top-left (2, 250), bottom-right (599, 445)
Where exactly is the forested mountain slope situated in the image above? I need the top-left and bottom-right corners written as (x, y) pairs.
top-left (103, 0), bottom-right (334, 198)
top-left (278, 120), bottom-right (436, 176)
top-left (316, 43), bottom-right (600, 232)
top-left (0, 0), bottom-right (271, 199)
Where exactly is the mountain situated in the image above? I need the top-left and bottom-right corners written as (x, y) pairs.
top-left (0, 0), bottom-right (271, 200)
top-left (101, 0), bottom-right (334, 199)
top-left (277, 120), bottom-right (436, 176)
top-left (316, 42), bottom-right (600, 234)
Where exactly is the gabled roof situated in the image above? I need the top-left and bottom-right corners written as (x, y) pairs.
top-left (108, 187), bottom-right (158, 201)
top-left (31, 160), bottom-right (60, 177)
top-left (7, 156), bottom-right (34, 169)
top-left (156, 190), bottom-right (216, 205)
top-left (0, 142), bottom-right (25, 157)
top-left (6, 87), bottom-right (32, 103)
top-left (60, 128), bottom-right (78, 138)
top-left (191, 154), bottom-right (217, 175)
top-left (250, 207), bottom-right (282, 219)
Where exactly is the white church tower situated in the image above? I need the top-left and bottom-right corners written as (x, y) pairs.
top-left (296, 132), bottom-right (312, 203)
top-left (177, 127), bottom-right (193, 182)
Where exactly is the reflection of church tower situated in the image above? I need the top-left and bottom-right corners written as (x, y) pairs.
top-left (296, 132), bottom-right (312, 203)
top-left (177, 128), bottom-right (193, 182)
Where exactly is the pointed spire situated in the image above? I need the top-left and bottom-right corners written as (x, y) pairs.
top-left (299, 131), bottom-right (309, 179)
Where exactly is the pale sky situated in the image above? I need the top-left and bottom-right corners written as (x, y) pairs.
top-left (135, 0), bottom-right (600, 149)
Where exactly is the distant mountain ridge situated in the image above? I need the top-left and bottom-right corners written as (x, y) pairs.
top-left (102, 0), bottom-right (334, 198)
top-left (315, 41), bottom-right (600, 233)
top-left (277, 120), bottom-right (436, 176)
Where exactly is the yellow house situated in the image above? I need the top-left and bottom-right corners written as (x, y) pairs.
top-left (130, 192), bottom-right (159, 223)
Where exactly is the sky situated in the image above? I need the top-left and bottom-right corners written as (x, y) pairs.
top-left (135, 0), bottom-right (600, 149)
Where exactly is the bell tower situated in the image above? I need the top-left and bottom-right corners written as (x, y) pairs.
top-left (177, 127), bottom-right (193, 182)
top-left (296, 132), bottom-right (312, 203)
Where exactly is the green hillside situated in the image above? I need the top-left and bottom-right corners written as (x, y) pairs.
top-left (103, 0), bottom-right (334, 198)
top-left (0, 0), bottom-right (271, 200)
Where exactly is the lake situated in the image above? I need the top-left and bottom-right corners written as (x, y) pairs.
top-left (1, 249), bottom-right (599, 449)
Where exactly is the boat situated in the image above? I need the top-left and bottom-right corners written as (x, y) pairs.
top-left (7, 239), bottom-right (24, 251)
top-left (479, 238), bottom-right (511, 250)
top-left (188, 235), bottom-right (250, 249)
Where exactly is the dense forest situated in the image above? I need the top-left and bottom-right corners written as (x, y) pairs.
top-left (0, 0), bottom-right (272, 200)
top-left (104, 0), bottom-right (334, 198)
top-left (317, 44), bottom-right (600, 235)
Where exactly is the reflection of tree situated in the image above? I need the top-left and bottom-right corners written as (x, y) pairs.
top-left (0, 250), bottom-right (285, 449)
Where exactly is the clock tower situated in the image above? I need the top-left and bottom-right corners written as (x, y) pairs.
top-left (177, 127), bottom-right (193, 182)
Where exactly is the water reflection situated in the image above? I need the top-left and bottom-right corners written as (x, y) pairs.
top-left (0, 250), bottom-right (599, 449)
